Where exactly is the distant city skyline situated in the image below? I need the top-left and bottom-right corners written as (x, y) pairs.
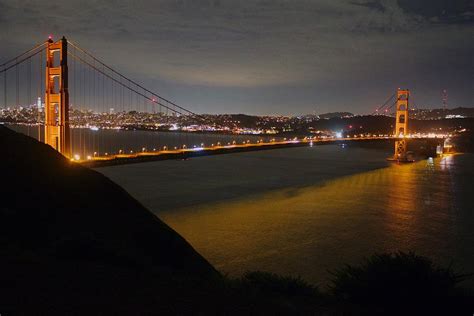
top-left (7, 98), bottom-right (473, 117)
top-left (0, 0), bottom-right (473, 115)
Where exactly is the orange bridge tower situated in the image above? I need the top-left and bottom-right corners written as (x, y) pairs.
top-left (392, 89), bottom-right (410, 161)
top-left (44, 36), bottom-right (70, 158)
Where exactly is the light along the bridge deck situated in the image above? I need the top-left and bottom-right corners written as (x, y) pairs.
top-left (73, 134), bottom-right (449, 167)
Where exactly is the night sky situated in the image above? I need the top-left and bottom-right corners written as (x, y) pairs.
top-left (0, 0), bottom-right (472, 115)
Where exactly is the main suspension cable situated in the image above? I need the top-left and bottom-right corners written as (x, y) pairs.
top-left (66, 39), bottom-right (209, 122)
top-left (0, 46), bottom-right (46, 74)
top-left (0, 42), bottom-right (47, 69)
top-left (68, 51), bottom-right (189, 117)
top-left (372, 93), bottom-right (396, 115)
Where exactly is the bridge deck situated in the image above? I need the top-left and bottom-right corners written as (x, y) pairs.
top-left (76, 136), bottom-right (444, 168)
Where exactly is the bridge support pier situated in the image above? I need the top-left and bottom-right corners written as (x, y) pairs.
top-left (44, 36), bottom-right (70, 158)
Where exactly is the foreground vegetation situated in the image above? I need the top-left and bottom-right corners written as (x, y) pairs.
top-left (223, 252), bottom-right (472, 314)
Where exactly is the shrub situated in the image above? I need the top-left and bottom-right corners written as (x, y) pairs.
top-left (238, 271), bottom-right (319, 298)
top-left (329, 251), bottom-right (468, 308)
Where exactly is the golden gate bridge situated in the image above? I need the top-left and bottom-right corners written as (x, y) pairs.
top-left (0, 36), bottom-right (447, 166)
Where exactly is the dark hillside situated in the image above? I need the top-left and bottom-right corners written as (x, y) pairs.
top-left (0, 126), bottom-right (221, 313)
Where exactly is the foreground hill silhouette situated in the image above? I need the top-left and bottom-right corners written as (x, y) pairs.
top-left (0, 126), bottom-right (227, 313)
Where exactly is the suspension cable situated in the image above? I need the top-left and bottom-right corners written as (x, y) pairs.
top-left (0, 46), bottom-right (46, 74)
top-left (383, 99), bottom-right (398, 115)
top-left (372, 93), bottom-right (396, 115)
top-left (68, 51), bottom-right (190, 117)
top-left (66, 39), bottom-right (209, 122)
top-left (0, 42), bottom-right (47, 68)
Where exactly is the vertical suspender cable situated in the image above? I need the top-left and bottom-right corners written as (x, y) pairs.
top-left (27, 58), bottom-right (31, 136)
top-left (15, 59), bottom-right (19, 110)
top-left (3, 70), bottom-right (6, 109)
top-left (73, 45), bottom-right (76, 154)
top-left (38, 50), bottom-right (42, 142)
top-left (81, 50), bottom-right (85, 158)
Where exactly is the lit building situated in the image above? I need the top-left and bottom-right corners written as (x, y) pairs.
top-left (37, 97), bottom-right (43, 112)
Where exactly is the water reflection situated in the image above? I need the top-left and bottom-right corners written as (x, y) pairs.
top-left (160, 155), bottom-right (473, 286)
top-left (439, 154), bottom-right (454, 171)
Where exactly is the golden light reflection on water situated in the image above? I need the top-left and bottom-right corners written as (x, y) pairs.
top-left (160, 156), bottom-right (465, 285)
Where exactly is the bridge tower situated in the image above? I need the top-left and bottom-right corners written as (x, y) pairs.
top-left (44, 36), bottom-right (70, 158)
top-left (392, 89), bottom-right (410, 161)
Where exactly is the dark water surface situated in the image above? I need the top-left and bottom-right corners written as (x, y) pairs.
top-left (98, 145), bottom-right (474, 286)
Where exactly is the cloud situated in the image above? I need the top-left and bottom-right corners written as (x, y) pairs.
top-left (350, 1), bottom-right (386, 13)
top-left (0, 0), bottom-right (472, 114)
top-left (397, 0), bottom-right (474, 23)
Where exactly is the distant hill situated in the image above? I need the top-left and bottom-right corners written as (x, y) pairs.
top-left (411, 107), bottom-right (474, 120)
top-left (318, 112), bottom-right (354, 119)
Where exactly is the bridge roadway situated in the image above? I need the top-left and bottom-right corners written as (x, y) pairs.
top-left (75, 135), bottom-right (445, 168)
